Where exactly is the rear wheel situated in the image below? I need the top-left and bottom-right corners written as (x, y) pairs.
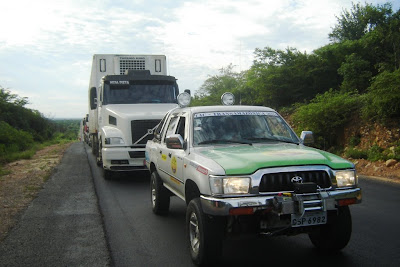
top-left (150, 171), bottom-right (170, 215)
top-left (91, 135), bottom-right (96, 154)
top-left (309, 206), bottom-right (352, 251)
top-left (104, 169), bottom-right (113, 180)
top-left (186, 198), bottom-right (224, 266)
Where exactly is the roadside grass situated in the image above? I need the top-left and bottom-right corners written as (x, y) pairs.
top-left (0, 138), bottom-right (76, 177)
top-left (344, 143), bottom-right (400, 162)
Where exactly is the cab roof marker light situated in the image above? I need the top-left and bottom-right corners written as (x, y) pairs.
top-left (177, 92), bottom-right (191, 107)
top-left (221, 92), bottom-right (235, 105)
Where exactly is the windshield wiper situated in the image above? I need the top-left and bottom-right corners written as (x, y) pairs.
top-left (198, 139), bottom-right (252, 145)
top-left (246, 137), bottom-right (299, 145)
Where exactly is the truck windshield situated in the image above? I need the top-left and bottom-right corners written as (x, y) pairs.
top-left (103, 81), bottom-right (178, 104)
top-left (193, 111), bottom-right (299, 146)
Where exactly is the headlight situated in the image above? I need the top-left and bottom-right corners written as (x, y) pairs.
top-left (105, 137), bottom-right (125, 145)
top-left (210, 176), bottom-right (250, 195)
top-left (335, 170), bottom-right (357, 187)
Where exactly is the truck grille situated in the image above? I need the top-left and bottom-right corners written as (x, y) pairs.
top-left (131, 120), bottom-right (160, 147)
top-left (120, 59), bottom-right (145, 74)
top-left (259, 171), bottom-right (331, 192)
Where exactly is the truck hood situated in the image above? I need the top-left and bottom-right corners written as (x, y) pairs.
top-left (197, 143), bottom-right (354, 175)
top-left (104, 104), bottom-right (177, 119)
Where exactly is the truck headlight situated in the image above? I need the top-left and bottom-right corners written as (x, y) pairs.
top-left (335, 170), bottom-right (357, 187)
top-left (105, 137), bottom-right (125, 145)
top-left (210, 176), bottom-right (250, 195)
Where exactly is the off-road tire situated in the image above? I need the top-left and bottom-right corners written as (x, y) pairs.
top-left (186, 198), bottom-right (224, 266)
top-left (309, 206), bottom-right (352, 251)
top-left (150, 171), bottom-right (170, 215)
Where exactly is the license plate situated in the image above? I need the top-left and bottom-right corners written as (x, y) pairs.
top-left (291, 211), bottom-right (327, 227)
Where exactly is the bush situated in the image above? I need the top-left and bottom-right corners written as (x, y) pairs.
top-left (0, 121), bottom-right (34, 156)
top-left (367, 144), bottom-right (385, 162)
top-left (292, 89), bottom-right (362, 149)
top-left (362, 69), bottom-right (400, 120)
top-left (345, 147), bottom-right (368, 159)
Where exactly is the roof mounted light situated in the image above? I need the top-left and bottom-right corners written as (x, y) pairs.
top-left (221, 92), bottom-right (235, 105)
top-left (177, 92), bottom-right (191, 107)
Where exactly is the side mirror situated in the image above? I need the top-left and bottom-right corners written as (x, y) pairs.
top-left (90, 87), bottom-right (97, 110)
top-left (166, 134), bottom-right (184, 149)
top-left (300, 131), bottom-right (314, 146)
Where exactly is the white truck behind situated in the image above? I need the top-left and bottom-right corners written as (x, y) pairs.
top-left (88, 54), bottom-right (180, 178)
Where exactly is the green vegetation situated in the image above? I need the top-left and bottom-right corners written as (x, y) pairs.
top-left (292, 90), bottom-right (362, 149)
top-left (192, 2), bottom-right (400, 160)
top-left (0, 87), bottom-right (80, 175)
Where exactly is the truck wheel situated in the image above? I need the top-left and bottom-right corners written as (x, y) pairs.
top-left (150, 171), bottom-right (170, 215)
top-left (186, 198), bottom-right (223, 266)
top-left (104, 169), bottom-right (113, 180)
top-left (309, 206), bottom-right (352, 251)
top-left (91, 136), bottom-right (96, 154)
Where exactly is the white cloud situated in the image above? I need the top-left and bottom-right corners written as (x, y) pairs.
top-left (0, 0), bottom-right (398, 118)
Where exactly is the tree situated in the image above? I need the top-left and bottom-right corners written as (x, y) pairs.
top-left (329, 2), bottom-right (394, 42)
top-left (0, 87), bottom-right (29, 107)
top-left (363, 68), bottom-right (400, 120)
top-left (0, 86), bottom-right (55, 142)
top-left (245, 47), bottom-right (333, 109)
top-left (338, 53), bottom-right (372, 93)
top-left (192, 64), bottom-right (243, 106)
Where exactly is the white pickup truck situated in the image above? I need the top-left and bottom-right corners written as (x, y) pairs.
top-left (145, 92), bottom-right (362, 265)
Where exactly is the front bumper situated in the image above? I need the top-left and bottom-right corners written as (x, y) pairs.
top-left (200, 187), bottom-right (362, 216)
top-left (102, 147), bottom-right (147, 171)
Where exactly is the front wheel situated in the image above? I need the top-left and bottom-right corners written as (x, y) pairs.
top-left (186, 198), bottom-right (224, 266)
top-left (150, 171), bottom-right (170, 215)
top-left (309, 206), bottom-right (352, 251)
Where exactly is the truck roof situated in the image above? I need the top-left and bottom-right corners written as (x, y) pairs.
top-left (103, 70), bottom-right (177, 82)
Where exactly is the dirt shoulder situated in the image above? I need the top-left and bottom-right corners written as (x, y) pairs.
top-left (351, 158), bottom-right (400, 182)
top-left (0, 142), bottom-right (73, 241)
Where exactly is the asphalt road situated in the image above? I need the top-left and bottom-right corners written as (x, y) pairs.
top-left (87, 143), bottom-right (400, 267)
top-left (1, 142), bottom-right (400, 266)
top-left (0, 142), bottom-right (110, 267)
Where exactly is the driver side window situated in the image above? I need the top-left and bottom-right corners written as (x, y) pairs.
top-left (176, 117), bottom-right (186, 139)
top-left (163, 116), bottom-right (179, 143)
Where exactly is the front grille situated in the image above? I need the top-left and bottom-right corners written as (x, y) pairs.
top-left (259, 171), bottom-right (331, 192)
top-left (131, 120), bottom-right (160, 147)
top-left (120, 59), bottom-right (145, 75)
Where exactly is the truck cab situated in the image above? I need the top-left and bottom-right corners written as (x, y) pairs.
top-left (88, 54), bottom-right (180, 178)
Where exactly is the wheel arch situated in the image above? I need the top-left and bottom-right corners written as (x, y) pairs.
top-left (149, 162), bottom-right (157, 174)
top-left (185, 179), bottom-right (200, 205)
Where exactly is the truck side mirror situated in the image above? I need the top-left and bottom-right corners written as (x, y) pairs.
top-left (166, 134), bottom-right (184, 149)
top-left (90, 87), bottom-right (97, 110)
top-left (300, 131), bottom-right (314, 146)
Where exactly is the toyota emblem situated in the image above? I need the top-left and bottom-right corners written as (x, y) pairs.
top-left (291, 176), bottom-right (303, 183)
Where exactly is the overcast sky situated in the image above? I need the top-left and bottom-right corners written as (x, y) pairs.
top-left (0, 0), bottom-right (398, 119)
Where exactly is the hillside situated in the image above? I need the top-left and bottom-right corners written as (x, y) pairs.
top-left (342, 119), bottom-right (400, 179)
